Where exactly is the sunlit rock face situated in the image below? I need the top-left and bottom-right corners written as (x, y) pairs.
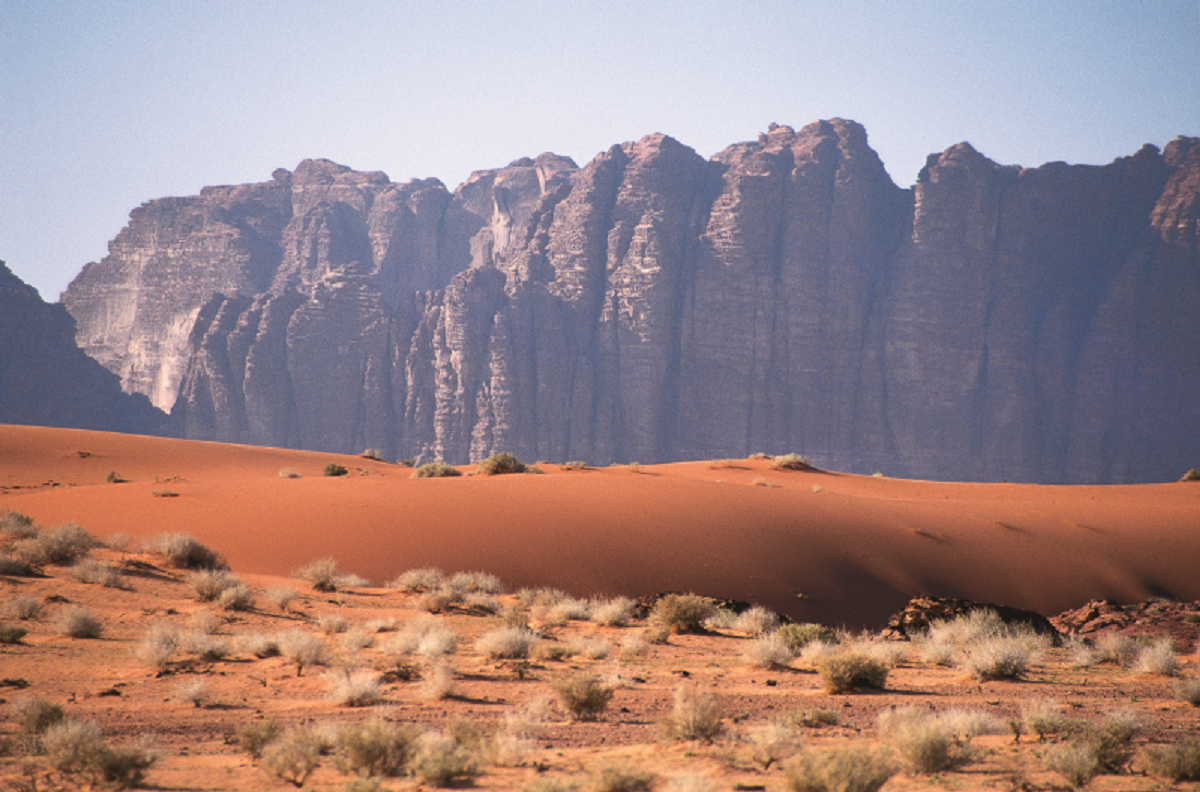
top-left (61, 124), bottom-right (1200, 483)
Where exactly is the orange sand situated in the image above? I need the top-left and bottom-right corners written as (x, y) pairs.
top-left (2, 425), bottom-right (1197, 628)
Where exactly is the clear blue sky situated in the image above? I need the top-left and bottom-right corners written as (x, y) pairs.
top-left (2, 1), bottom-right (1197, 301)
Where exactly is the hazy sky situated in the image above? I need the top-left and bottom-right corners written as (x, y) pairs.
top-left (3, 1), bottom-right (1197, 301)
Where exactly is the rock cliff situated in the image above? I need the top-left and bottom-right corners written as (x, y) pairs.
top-left (0, 262), bottom-right (165, 434)
top-left (61, 122), bottom-right (1200, 483)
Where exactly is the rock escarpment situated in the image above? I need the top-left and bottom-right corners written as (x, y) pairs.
top-left (0, 262), bottom-right (165, 434)
top-left (61, 122), bottom-right (1200, 482)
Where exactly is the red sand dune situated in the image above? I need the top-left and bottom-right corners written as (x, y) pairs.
top-left (2, 425), bottom-right (1197, 628)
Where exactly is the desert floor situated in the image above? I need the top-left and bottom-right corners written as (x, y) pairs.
top-left (2, 425), bottom-right (1200, 790)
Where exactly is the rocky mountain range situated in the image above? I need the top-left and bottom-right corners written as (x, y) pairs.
top-left (58, 120), bottom-right (1200, 483)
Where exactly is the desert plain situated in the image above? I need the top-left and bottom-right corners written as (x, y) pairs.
top-left (2, 424), bottom-right (1200, 791)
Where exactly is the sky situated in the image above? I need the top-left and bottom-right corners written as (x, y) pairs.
top-left (2, 1), bottom-right (1198, 302)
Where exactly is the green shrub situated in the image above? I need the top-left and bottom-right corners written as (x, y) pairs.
top-left (475, 452), bottom-right (528, 475)
top-left (650, 594), bottom-right (715, 634)
top-left (1144, 739), bottom-right (1200, 782)
top-left (411, 462), bottom-right (463, 478)
top-left (817, 652), bottom-right (888, 693)
top-left (782, 746), bottom-right (895, 792)
top-left (324, 462), bottom-right (349, 477)
top-left (552, 674), bottom-right (614, 721)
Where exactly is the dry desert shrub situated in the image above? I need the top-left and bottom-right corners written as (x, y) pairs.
top-left (55, 605), bottom-right (102, 638)
top-left (187, 569), bottom-right (242, 602)
top-left (0, 552), bottom-right (36, 576)
top-left (365, 616), bottom-right (399, 633)
top-left (590, 596), bottom-right (635, 626)
top-left (142, 532), bottom-right (225, 569)
top-left (1042, 740), bottom-right (1101, 789)
top-left (9, 695), bottom-right (65, 752)
top-left (621, 633), bottom-right (651, 658)
top-left (359, 448), bottom-right (383, 461)
top-left (326, 669), bottom-right (383, 707)
top-left (30, 523), bottom-right (97, 565)
top-left (876, 706), bottom-right (998, 774)
top-left (475, 451), bottom-right (529, 475)
top-left (70, 558), bottom-right (126, 588)
top-left (235, 718), bottom-right (278, 759)
top-left (323, 462), bottom-right (349, 477)
top-left (817, 652), bottom-right (888, 693)
top-left (1133, 636), bottom-right (1179, 675)
top-left (0, 623), bottom-right (27, 644)
top-left (553, 673), bottom-right (615, 721)
top-left (565, 636), bottom-right (612, 660)
top-left (782, 746), bottom-right (895, 792)
top-left (660, 685), bottom-right (723, 743)
top-left (237, 631), bottom-right (281, 659)
top-left (1144, 739), bottom-right (1200, 782)
top-left (1179, 468), bottom-right (1200, 481)
top-left (960, 633), bottom-right (1047, 680)
top-left (651, 593), bottom-right (715, 635)
top-left (561, 460), bottom-right (588, 470)
top-left (1175, 677), bottom-right (1200, 706)
top-left (1092, 631), bottom-right (1139, 666)
top-left (420, 660), bottom-right (458, 700)
top-left (776, 622), bottom-right (838, 652)
top-left (1021, 698), bottom-right (1070, 741)
top-left (217, 583), bottom-right (255, 611)
top-left (293, 557), bottom-right (357, 592)
top-left (770, 453), bottom-right (813, 471)
top-left (388, 567), bottom-right (446, 591)
top-left (447, 569), bottom-right (504, 594)
top-left (745, 719), bottom-right (802, 770)
top-left (334, 716), bottom-right (419, 777)
top-left (134, 623), bottom-right (180, 668)
top-left (265, 586), bottom-right (298, 613)
top-left (316, 612), bottom-right (349, 634)
top-left (744, 633), bottom-right (794, 669)
top-left (591, 764), bottom-right (656, 792)
top-left (341, 627), bottom-right (375, 652)
top-left (0, 509), bottom-right (39, 538)
top-left (174, 678), bottom-right (210, 708)
top-left (787, 708), bottom-right (839, 728)
top-left (278, 467), bottom-right (302, 479)
top-left (411, 461), bottom-right (462, 478)
top-left (4, 594), bottom-right (42, 620)
top-left (278, 628), bottom-right (328, 676)
top-left (476, 626), bottom-right (538, 659)
top-left (388, 615), bottom-right (459, 658)
top-left (260, 725), bottom-right (322, 787)
top-left (409, 729), bottom-right (481, 786)
top-left (179, 630), bottom-right (230, 661)
top-left (43, 718), bottom-right (157, 790)
top-left (1044, 709), bottom-right (1140, 786)
top-left (732, 605), bottom-right (779, 635)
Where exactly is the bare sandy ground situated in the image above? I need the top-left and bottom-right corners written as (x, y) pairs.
top-left (1, 425), bottom-right (1198, 628)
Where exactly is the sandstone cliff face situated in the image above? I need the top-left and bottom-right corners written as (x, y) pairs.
top-left (62, 123), bottom-right (1200, 483)
top-left (0, 262), bottom-right (165, 434)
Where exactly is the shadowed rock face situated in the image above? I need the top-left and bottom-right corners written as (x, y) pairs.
top-left (61, 122), bottom-right (1200, 483)
top-left (0, 262), bottom-right (165, 434)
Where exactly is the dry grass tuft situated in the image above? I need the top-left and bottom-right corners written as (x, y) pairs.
top-left (661, 685), bottom-right (723, 742)
top-left (817, 652), bottom-right (888, 693)
top-left (552, 673), bottom-right (615, 721)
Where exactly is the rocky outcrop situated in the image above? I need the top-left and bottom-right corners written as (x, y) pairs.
top-left (62, 122), bottom-right (1200, 483)
top-left (882, 596), bottom-right (1060, 641)
top-left (0, 262), bottom-right (165, 434)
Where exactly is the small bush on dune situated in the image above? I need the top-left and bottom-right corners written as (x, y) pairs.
top-left (661, 685), bottom-right (723, 743)
top-left (475, 451), bottom-right (529, 475)
top-left (1092, 632), bottom-right (1139, 666)
top-left (324, 462), bottom-right (349, 477)
top-left (238, 631), bottom-right (281, 659)
top-left (4, 594), bottom-right (42, 620)
top-left (420, 660), bottom-right (458, 700)
top-left (34, 523), bottom-right (97, 565)
top-left (447, 569), bottom-right (504, 594)
top-left (1175, 678), bottom-right (1200, 706)
top-left (770, 453), bottom-right (813, 471)
top-left (260, 725), bottom-right (322, 787)
top-left (278, 467), bottom-right (302, 479)
top-left (476, 626), bottom-right (538, 659)
top-left (651, 593), bottom-right (715, 635)
top-left (590, 596), bottom-right (635, 627)
top-left (0, 553), bottom-right (36, 576)
top-left (388, 566), bottom-right (446, 591)
top-left (235, 719), bottom-right (279, 759)
top-left (10, 696), bottom-right (65, 751)
top-left (744, 633), bottom-right (795, 669)
top-left (279, 629), bottom-right (328, 676)
top-left (294, 557), bottom-right (367, 591)
top-left (818, 652), bottom-right (888, 693)
top-left (389, 615), bottom-right (459, 658)
top-left (1022, 698), bottom-right (1070, 741)
top-left (143, 533), bottom-right (225, 570)
top-left (359, 448), bottom-right (383, 461)
top-left (43, 718), bottom-right (157, 789)
top-left (70, 558), bottom-right (126, 588)
top-left (591, 764), bottom-right (656, 792)
top-left (0, 623), bottom-right (27, 644)
top-left (409, 730), bottom-right (481, 787)
top-left (0, 510), bottom-right (39, 538)
top-left (1133, 637), bottom-right (1178, 676)
top-left (217, 583), bottom-right (255, 611)
top-left (776, 622), bottom-right (838, 651)
top-left (135, 623), bottom-right (180, 668)
top-left (265, 586), bottom-right (298, 613)
top-left (334, 716), bottom-right (419, 777)
top-left (56, 605), bottom-right (102, 638)
top-left (1144, 739), bottom-right (1200, 782)
top-left (732, 605), bottom-right (780, 636)
top-left (552, 674), bottom-right (615, 721)
top-left (411, 462), bottom-right (462, 478)
top-left (1043, 740), bottom-right (1101, 789)
top-left (746, 720), bottom-right (802, 770)
top-left (1179, 468), bottom-right (1200, 482)
top-left (960, 634), bottom-right (1046, 680)
top-left (788, 708), bottom-right (839, 728)
top-left (877, 707), bottom-right (980, 774)
top-left (188, 569), bottom-right (242, 602)
top-left (326, 669), bottom-right (383, 707)
top-left (174, 678), bottom-right (210, 708)
top-left (782, 746), bottom-right (895, 792)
